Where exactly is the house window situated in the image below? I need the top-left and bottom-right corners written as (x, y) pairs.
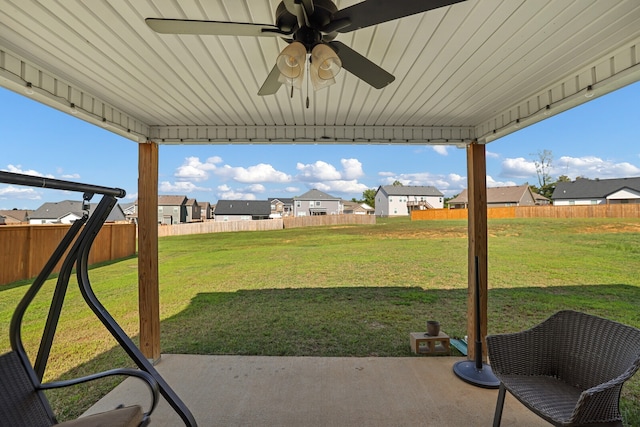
top-left (393, 208), bottom-right (397, 214)
top-left (296, 201), bottom-right (301, 207)
top-left (315, 201), bottom-right (321, 206)
top-left (309, 201), bottom-right (314, 207)
top-left (174, 207), bottom-right (178, 212)
top-left (591, 200), bottom-right (597, 205)
top-left (389, 197), bottom-right (393, 202)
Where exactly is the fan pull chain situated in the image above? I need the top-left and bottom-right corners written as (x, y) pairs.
top-left (306, 56), bottom-right (310, 109)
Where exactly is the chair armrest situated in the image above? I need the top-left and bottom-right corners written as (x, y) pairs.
top-left (39, 368), bottom-right (159, 421)
top-left (571, 362), bottom-right (640, 425)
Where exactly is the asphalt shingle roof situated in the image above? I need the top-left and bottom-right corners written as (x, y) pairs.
top-left (552, 177), bottom-right (640, 200)
top-left (30, 200), bottom-right (124, 222)
top-left (378, 185), bottom-right (444, 197)
top-left (448, 184), bottom-right (538, 204)
top-left (295, 189), bottom-right (339, 200)
top-left (214, 200), bottom-right (271, 216)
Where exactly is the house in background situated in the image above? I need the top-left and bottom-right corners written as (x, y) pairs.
top-left (29, 201), bottom-right (125, 224)
top-left (156, 195), bottom-right (187, 225)
top-left (214, 200), bottom-right (271, 221)
top-left (375, 185), bottom-right (444, 217)
top-left (0, 209), bottom-right (32, 224)
top-left (120, 202), bottom-right (137, 223)
top-left (293, 189), bottom-right (342, 216)
top-left (199, 201), bottom-right (212, 220)
top-left (342, 201), bottom-right (375, 215)
top-left (269, 198), bottom-right (294, 218)
top-left (185, 198), bottom-right (201, 222)
top-left (552, 177), bottom-right (640, 205)
top-left (447, 184), bottom-right (543, 209)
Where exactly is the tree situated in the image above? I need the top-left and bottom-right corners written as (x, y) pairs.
top-left (531, 149), bottom-right (555, 199)
top-left (362, 188), bottom-right (376, 208)
top-left (392, 180), bottom-right (403, 186)
top-left (532, 149), bottom-right (553, 189)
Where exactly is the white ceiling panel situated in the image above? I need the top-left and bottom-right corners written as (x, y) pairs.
top-left (1, 0), bottom-right (639, 144)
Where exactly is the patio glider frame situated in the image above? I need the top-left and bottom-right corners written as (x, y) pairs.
top-left (487, 310), bottom-right (640, 427)
top-left (0, 171), bottom-right (197, 426)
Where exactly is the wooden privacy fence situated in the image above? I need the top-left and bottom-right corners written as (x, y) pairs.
top-left (158, 219), bottom-right (283, 237)
top-left (283, 214), bottom-right (376, 229)
top-left (0, 223), bottom-right (136, 286)
top-left (158, 214), bottom-right (376, 236)
top-left (412, 204), bottom-right (640, 221)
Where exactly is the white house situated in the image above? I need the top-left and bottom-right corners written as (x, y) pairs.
top-left (552, 177), bottom-right (640, 205)
top-left (374, 185), bottom-right (444, 217)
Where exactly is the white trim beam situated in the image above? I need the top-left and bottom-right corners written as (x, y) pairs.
top-left (148, 125), bottom-right (477, 145)
top-left (476, 37), bottom-right (640, 143)
top-left (0, 47), bottom-right (149, 143)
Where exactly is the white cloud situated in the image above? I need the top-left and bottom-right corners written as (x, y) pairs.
top-left (175, 156), bottom-right (221, 181)
top-left (296, 160), bottom-right (342, 181)
top-left (0, 185), bottom-right (41, 200)
top-left (553, 156), bottom-right (640, 179)
top-left (159, 181), bottom-right (210, 193)
top-left (500, 157), bottom-right (537, 179)
top-left (432, 145), bottom-right (448, 156)
top-left (340, 158), bottom-right (364, 180)
top-left (4, 164), bottom-right (54, 178)
top-left (216, 185), bottom-right (256, 200)
top-left (125, 192), bottom-right (138, 201)
top-left (311, 180), bottom-right (369, 194)
top-left (60, 173), bottom-right (81, 179)
top-left (285, 186), bottom-right (300, 193)
top-left (486, 150), bottom-right (500, 159)
top-left (486, 176), bottom-right (518, 187)
top-left (216, 163), bottom-right (291, 183)
top-left (246, 184), bottom-right (265, 193)
top-left (378, 171), bottom-right (395, 177)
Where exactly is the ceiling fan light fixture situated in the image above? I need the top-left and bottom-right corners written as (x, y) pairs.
top-left (309, 44), bottom-right (341, 91)
top-left (276, 41), bottom-right (307, 88)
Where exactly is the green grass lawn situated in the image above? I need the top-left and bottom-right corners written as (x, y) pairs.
top-left (1, 217), bottom-right (639, 423)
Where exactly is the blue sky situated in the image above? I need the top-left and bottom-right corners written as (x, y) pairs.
top-left (1, 81), bottom-right (640, 211)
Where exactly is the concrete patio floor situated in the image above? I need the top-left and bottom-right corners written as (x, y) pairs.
top-left (85, 354), bottom-right (549, 426)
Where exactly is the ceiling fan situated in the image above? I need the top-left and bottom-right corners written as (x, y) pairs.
top-left (146, 0), bottom-right (466, 96)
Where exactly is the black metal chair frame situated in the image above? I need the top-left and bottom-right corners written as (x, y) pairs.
top-left (0, 171), bottom-right (197, 426)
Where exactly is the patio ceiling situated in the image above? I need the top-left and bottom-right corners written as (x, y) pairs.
top-left (1, 0), bottom-right (640, 146)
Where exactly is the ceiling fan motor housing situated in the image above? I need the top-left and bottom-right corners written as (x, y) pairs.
top-left (276, 0), bottom-right (339, 49)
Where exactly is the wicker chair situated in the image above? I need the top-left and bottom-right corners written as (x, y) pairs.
top-left (487, 310), bottom-right (640, 427)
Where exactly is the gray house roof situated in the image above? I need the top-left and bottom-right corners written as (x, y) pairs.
top-left (157, 195), bottom-right (188, 206)
top-left (449, 184), bottom-right (538, 204)
top-left (31, 200), bottom-right (126, 222)
top-left (295, 189), bottom-right (339, 201)
top-left (552, 177), bottom-right (640, 200)
top-left (214, 200), bottom-right (271, 216)
top-left (378, 185), bottom-right (444, 197)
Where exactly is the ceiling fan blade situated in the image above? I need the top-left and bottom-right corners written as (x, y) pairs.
top-left (146, 18), bottom-right (290, 37)
top-left (328, 41), bottom-right (394, 89)
top-left (258, 64), bottom-right (284, 96)
top-left (332, 0), bottom-right (467, 33)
